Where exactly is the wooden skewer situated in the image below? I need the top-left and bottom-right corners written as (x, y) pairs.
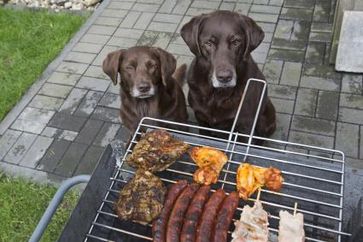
top-left (293, 202), bottom-right (298, 216)
top-left (256, 187), bottom-right (261, 202)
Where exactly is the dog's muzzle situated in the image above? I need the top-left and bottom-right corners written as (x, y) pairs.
top-left (211, 70), bottom-right (237, 88)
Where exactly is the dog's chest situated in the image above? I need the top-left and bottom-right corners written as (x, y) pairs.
top-left (135, 100), bottom-right (159, 118)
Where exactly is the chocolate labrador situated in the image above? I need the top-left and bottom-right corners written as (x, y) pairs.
top-left (181, 10), bottom-right (276, 141)
top-left (102, 46), bottom-right (188, 133)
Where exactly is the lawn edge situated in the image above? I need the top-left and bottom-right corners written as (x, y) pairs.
top-left (0, 0), bottom-right (111, 135)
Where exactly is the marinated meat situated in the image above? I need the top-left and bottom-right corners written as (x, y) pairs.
top-left (115, 169), bottom-right (166, 225)
top-left (126, 129), bottom-right (189, 172)
top-left (278, 210), bottom-right (305, 242)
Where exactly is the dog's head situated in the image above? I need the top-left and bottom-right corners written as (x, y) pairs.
top-left (102, 46), bottom-right (176, 99)
top-left (181, 10), bottom-right (264, 88)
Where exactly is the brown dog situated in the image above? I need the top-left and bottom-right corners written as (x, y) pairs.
top-left (181, 11), bottom-right (276, 141)
top-left (102, 46), bottom-right (188, 133)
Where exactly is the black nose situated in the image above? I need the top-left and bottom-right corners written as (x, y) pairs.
top-left (216, 70), bottom-right (233, 83)
top-left (138, 83), bottom-right (151, 93)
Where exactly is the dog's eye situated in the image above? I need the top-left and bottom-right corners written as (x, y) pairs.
top-left (231, 39), bottom-right (241, 46)
top-left (205, 41), bottom-right (213, 47)
top-left (126, 65), bottom-right (134, 70)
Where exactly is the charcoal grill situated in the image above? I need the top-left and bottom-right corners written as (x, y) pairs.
top-left (60, 79), bottom-right (352, 242)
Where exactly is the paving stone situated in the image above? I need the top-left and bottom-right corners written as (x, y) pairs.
top-left (289, 130), bottom-right (334, 148)
top-left (303, 64), bottom-right (342, 80)
top-left (153, 13), bottom-right (183, 24)
top-left (152, 32), bottom-right (174, 48)
top-left (268, 49), bottom-right (305, 62)
top-left (84, 65), bottom-right (108, 80)
top-left (250, 4), bottom-right (281, 14)
top-left (38, 83), bottom-right (72, 98)
top-left (251, 51), bottom-right (268, 64)
top-left (80, 33), bottom-right (110, 45)
top-left (186, 8), bottom-right (215, 16)
top-left (137, 30), bottom-right (158, 46)
top-left (262, 60), bottom-right (283, 83)
top-left (91, 107), bottom-right (120, 123)
top-left (93, 45), bottom-right (119, 66)
top-left (29, 95), bottom-right (63, 111)
top-left (54, 142), bottom-right (88, 177)
top-left (87, 25), bottom-right (117, 36)
top-left (11, 120), bottom-right (46, 134)
top-left (341, 74), bottom-right (363, 94)
top-left (159, 0), bottom-right (176, 13)
top-left (172, 0), bottom-right (191, 15)
top-left (269, 84), bottom-right (297, 99)
top-left (56, 62), bottom-right (88, 75)
top-left (107, 1), bottom-right (134, 9)
top-left (270, 97), bottom-right (294, 114)
top-left (313, 0), bottom-right (331, 22)
top-left (291, 21), bottom-right (311, 41)
top-left (177, 55), bottom-right (194, 68)
top-left (176, 16), bottom-right (192, 32)
top-left (72, 42), bottom-right (104, 54)
top-left (305, 42), bottom-right (325, 64)
top-left (271, 38), bottom-right (307, 51)
top-left (309, 32), bottom-right (332, 42)
top-left (41, 127), bottom-right (78, 141)
top-left (283, 0), bottom-right (315, 9)
top-left (99, 92), bottom-right (121, 109)
top-left (219, 2), bottom-right (235, 10)
top-left (74, 91), bottom-right (104, 117)
top-left (75, 119), bottom-right (104, 145)
top-left (0, 129), bottom-right (22, 160)
top-left (294, 88), bottom-right (318, 116)
top-left (101, 9), bottom-right (128, 18)
top-left (316, 91), bottom-right (339, 120)
top-left (64, 51), bottom-right (96, 64)
top-left (339, 108), bottom-right (363, 125)
top-left (280, 7), bottom-right (313, 21)
top-left (19, 136), bottom-right (53, 168)
top-left (4, 133), bottom-right (37, 164)
top-left (167, 43), bottom-right (193, 56)
top-left (134, 12), bottom-right (155, 29)
top-left (19, 107), bottom-right (55, 124)
top-left (76, 76), bottom-right (110, 92)
top-left (93, 122), bottom-right (120, 147)
top-left (132, 3), bottom-right (160, 12)
top-left (248, 12), bottom-right (278, 23)
top-left (274, 20), bottom-right (293, 39)
top-left (191, 0), bottom-right (220, 9)
top-left (280, 62), bottom-right (302, 86)
top-left (107, 36), bottom-right (138, 48)
top-left (114, 28), bottom-right (144, 39)
top-left (37, 139), bottom-right (71, 172)
top-left (59, 88), bottom-right (88, 114)
top-left (262, 32), bottom-right (273, 43)
top-left (148, 22), bottom-right (178, 33)
top-left (335, 122), bottom-right (359, 158)
top-left (300, 76), bottom-right (340, 91)
top-left (340, 93), bottom-right (363, 110)
top-left (361, 127), bottom-right (363, 159)
top-left (94, 16), bottom-right (123, 27)
top-left (269, 113), bottom-right (291, 141)
top-left (74, 146), bottom-right (105, 175)
top-left (46, 72), bottom-right (81, 86)
top-left (311, 22), bottom-right (333, 33)
top-left (257, 22), bottom-right (276, 33)
top-left (120, 11), bottom-right (141, 28)
top-left (234, 3), bottom-right (251, 15)
top-left (48, 112), bottom-right (88, 132)
top-left (291, 115), bottom-right (335, 136)
top-left (107, 83), bottom-right (120, 94)
top-left (115, 124), bottom-right (131, 143)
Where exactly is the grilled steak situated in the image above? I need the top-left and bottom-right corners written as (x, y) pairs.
top-left (126, 129), bottom-right (189, 172)
top-left (115, 169), bottom-right (166, 224)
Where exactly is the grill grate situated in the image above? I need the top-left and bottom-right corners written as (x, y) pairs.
top-left (84, 79), bottom-right (350, 242)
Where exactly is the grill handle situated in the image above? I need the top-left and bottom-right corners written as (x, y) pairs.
top-left (29, 175), bottom-right (90, 242)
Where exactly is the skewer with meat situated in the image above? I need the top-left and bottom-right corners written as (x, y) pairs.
top-left (153, 180), bottom-right (188, 242)
top-left (278, 204), bottom-right (305, 242)
top-left (166, 183), bottom-right (200, 242)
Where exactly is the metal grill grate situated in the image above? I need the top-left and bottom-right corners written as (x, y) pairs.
top-left (84, 79), bottom-right (351, 242)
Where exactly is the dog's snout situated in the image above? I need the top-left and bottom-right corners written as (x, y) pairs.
top-left (216, 70), bottom-right (233, 83)
top-left (137, 82), bottom-right (151, 93)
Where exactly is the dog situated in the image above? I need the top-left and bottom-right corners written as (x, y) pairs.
top-left (102, 46), bottom-right (188, 134)
top-left (180, 10), bottom-right (276, 142)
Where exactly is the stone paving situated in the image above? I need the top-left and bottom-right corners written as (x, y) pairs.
top-left (0, 0), bottom-right (362, 184)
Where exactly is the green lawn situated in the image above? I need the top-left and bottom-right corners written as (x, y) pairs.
top-left (0, 8), bottom-right (88, 120)
top-left (0, 174), bottom-right (80, 242)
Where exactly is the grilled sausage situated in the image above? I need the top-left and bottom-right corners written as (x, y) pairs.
top-left (153, 180), bottom-right (188, 242)
top-left (196, 189), bottom-right (226, 242)
top-left (180, 185), bottom-right (211, 242)
top-left (166, 183), bottom-right (200, 242)
top-left (213, 191), bottom-right (239, 242)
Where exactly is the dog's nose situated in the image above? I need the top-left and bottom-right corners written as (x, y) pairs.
top-left (216, 70), bottom-right (233, 83)
top-left (138, 83), bottom-right (151, 93)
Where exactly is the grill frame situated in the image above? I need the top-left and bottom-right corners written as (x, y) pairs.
top-left (84, 79), bottom-right (351, 242)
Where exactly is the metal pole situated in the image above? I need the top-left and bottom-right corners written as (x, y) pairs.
top-left (29, 175), bottom-right (90, 242)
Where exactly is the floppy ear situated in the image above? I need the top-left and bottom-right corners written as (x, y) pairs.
top-left (102, 50), bottom-right (124, 85)
top-left (239, 15), bottom-right (265, 60)
top-left (180, 14), bottom-right (208, 56)
top-left (152, 47), bottom-right (176, 86)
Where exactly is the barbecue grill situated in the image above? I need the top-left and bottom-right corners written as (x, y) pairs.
top-left (56, 79), bottom-right (354, 242)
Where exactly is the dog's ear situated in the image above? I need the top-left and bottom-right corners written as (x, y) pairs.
top-left (180, 14), bottom-right (208, 56)
top-left (102, 50), bottom-right (124, 85)
top-left (239, 15), bottom-right (264, 60)
top-left (152, 47), bottom-right (176, 86)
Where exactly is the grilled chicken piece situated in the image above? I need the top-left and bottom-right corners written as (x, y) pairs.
top-left (115, 169), bottom-right (166, 224)
top-left (126, 129), bottom-right (189, 172)
top-left (190, 146), bottom-right (228, 185)
top-left (236, 163), bottom-right (284, 200)
top-left (231, 201), bottom-right (269, 242)
top-left (278, 210), bottom-right (305, 242)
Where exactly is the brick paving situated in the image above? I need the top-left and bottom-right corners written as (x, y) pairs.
top-left (0, 0), bottom-right (362, 183)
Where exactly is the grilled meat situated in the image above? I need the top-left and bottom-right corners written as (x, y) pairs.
top-left (278, 210), bottom-right (305, 242)
top-left (126, 129), bottom-right (189, 172)
top-left (115, 169), bottom-right (166, 225)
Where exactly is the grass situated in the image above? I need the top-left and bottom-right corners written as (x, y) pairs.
top-left (0, 173), bottom-right (80, 242)
top-left (0, 8), bottom-right (89, 120)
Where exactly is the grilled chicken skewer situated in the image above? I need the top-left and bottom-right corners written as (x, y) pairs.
top-left (278, 203), bottom-right (305, 242)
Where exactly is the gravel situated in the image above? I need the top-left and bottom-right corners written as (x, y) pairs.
top-left (2, 0), bottom-right (101, 11)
